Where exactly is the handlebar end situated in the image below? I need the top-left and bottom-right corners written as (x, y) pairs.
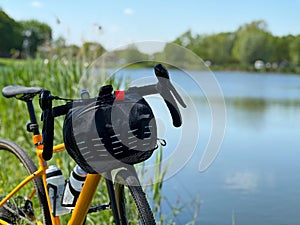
top-left (154, 64), bottom-right (170, 80)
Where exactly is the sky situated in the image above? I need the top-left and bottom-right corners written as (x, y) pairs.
top-left (1, 0), bottom-right (300, 50)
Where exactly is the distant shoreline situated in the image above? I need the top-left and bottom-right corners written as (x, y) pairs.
top-left (209, 66), bottom-right (300, 75)
top-left (1, 58), bottom-right (300, 76)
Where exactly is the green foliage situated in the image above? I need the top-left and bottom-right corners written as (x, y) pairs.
top-left (152, 147), bottom-right (165, 219)
top-left (0, 10), bottom-right (22, 57)
top-left (203, 32), bottom-right (235, 64)
top-left (269, 35), bottom-right (291, 63)
top-left (2, 6), bottom-right (300, 72)
top-left (0, 58), bottom-right (120, 223)
top-left (79, 42), bottom-right (106, 60)
top-left (232, 20), bottom-right (272, 64)
top-left (289, 35), bottom-right (300, 66)
top-left (113, 44), bottom-right (149, 63)
top-left (170, 19), bottom-right (300, 72)
top-left (42, 37), bottom-right (105, 63)
top-left (50, 36), bottom-right (76, 58)
top-left (0, 58), bottom-right (186, 224)
top-left (0, 59), bottom-right (83, 152)
top-left (20, 20), bottom-right (52, 58)
top-left (0, 9), bottom-right (52, 58)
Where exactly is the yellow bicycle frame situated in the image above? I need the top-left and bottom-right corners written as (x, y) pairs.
top-left (0, 134), bottom-right (102, 225)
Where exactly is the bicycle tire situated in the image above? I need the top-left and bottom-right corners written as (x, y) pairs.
top-left (0, 140), bottom-right (52, 225)
top-left (114, 169), bottom-right (156, 225)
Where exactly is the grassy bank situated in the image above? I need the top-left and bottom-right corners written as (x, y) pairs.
top-left (209, 63), bottom-right (300, 74)
top-left (0, 58), bottom-right (89, 223)
top-left (0, 58), bottom-right (195, 224)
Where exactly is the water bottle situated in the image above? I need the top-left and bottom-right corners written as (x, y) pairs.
top-left (62, 165), bottom-right (87, 208)
top-left (46, 165), bottom-right (71, 216)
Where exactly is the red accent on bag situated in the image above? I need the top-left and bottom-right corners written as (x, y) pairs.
top-left (115, 90), bottom-right (125, 101)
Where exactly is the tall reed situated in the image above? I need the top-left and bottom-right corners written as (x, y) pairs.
top-left (0, 58), bottom-right (192, 224)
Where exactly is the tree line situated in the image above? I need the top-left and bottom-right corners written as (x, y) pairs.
top-left (1, 8), bottom-right (300, 72)
top-left (0, 9), bottom-right (52, 58)
top-left (0, 9), bottom-right (106, 60)
top-left (172, 20), bottom-right (300, 71)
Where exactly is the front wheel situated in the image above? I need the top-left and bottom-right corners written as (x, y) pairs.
top-left (0, 140), bottom-right (51, 225)
top-left (114, 169), bottom-right (155, 225)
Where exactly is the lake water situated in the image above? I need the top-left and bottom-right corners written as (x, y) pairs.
top-left (158, 71), bottom-right (300, 225)
top-left (89, 68), bottom-right (300, 224)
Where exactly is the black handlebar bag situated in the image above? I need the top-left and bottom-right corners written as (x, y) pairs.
top-left (63, 89), bottom-right (157, 174)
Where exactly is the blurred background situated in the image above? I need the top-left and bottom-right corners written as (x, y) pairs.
top-left (1, 1), bottom-right (300, 224)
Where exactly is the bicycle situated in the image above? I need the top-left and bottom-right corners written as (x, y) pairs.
top-left (0, 64), bottom-right (186, 225)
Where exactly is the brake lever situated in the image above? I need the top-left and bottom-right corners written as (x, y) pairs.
top-left (154, 64), bottom-right (186, 108)
top-left (154, 64), bottom-right (186, 127)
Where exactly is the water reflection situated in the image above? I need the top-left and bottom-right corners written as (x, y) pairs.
top-left (224, 97), bottom-right (300, 131)
top-left (230, 98), bottom-right (300, 111)
top-left (231, 97), bottom-right (268, 112)
top-left (164, 71), bottom-right (300, 224)
top-left (224, 171), bottom-right (259, 192)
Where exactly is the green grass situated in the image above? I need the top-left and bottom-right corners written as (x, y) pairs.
top-left (0, 58), bottom-right (118, 224)
top-left (0, 58), bottom-right (190, 224)
top-left (0, 58), bottom-right (26, 67)
top-left (0, 58), bottom-right (82, 149)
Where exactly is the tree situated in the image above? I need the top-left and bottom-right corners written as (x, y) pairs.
top-left (20, 20), bottom-right (52, 58)
top-left (173, 30), bottom-right (194, 48)
top-left (190, 34), bottom-right (209, 61)
top-left (53, 36), bottom-right (67, 49)
top-left (232, 20), bottom-right (272, 64)
top-left (289, 35), bottom-right (300, 66)
top-left (118, 44), bottom-right (148, 63)
top-left (79, 42), bottom-right (106, 60)
top-left (269, 35), bottom-right (292, 63)
top-left (0, 9), bottom-right (22, 57)
top-left (202, 32), bottom-right (235, 64)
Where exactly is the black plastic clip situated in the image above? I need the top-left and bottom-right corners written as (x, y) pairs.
top-left (26, 122), bottom-right (38, 133)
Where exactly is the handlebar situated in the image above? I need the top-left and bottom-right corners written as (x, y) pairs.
top-left (129, 64), bottom-right (187, 127)
top-left (3, 64), bottom-right (186, 161)
top-left (154, 64), bottom-right (186, 127)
